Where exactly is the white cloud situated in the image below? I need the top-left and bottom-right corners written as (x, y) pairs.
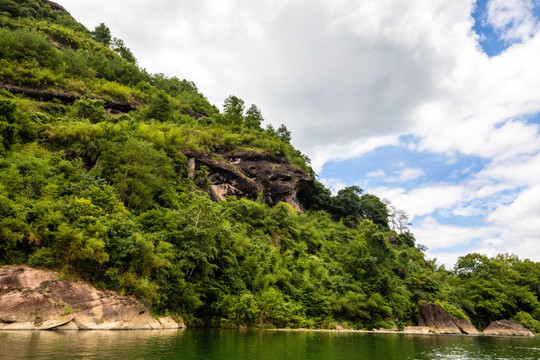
top-left (372, 184), bottom-right (467, 218)
top-left (310, 135), bottom-right (400, 173)
top-left (320, 177), bottom-right (347, 195)
top-left (412, 216), bottom-right (496, 252)
top-left (385, 167), bottom-right (425, 183)
top-left (486, 0), bottom-right (539, 42)
top-left (366, 170), bottom-right (385, 178)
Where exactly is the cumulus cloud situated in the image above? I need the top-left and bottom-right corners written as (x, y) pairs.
top-left (385, 167), bottom-right (425, 183)
top-left (412, 216), bottom-right (496, 252)
top-left (486, 0), bottom-right (540, 42)
top-left (373, 184), bottom-right (467, 218)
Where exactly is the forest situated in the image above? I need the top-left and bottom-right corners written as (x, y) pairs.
top-left (0, 0), bottom-right (539, 333)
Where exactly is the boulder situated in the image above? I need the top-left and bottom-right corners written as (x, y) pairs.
top-left (403, 326), bottom-right (432, 334)
top-left (483, 320), bottom-right (534, 337)
top-left (0, 267), bottom-right (184, 330)
top-left (454, 318), bottom-right (480, 335)
top-left (416, 302), bottom-right (462, 334)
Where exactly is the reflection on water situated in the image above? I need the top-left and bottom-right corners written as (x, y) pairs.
top-left (0, 330), bottom-right (539, 360)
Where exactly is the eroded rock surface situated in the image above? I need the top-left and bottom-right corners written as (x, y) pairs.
top-left (0, 267), bottom-right (183, 330)
top-left (416, 302), bottom-right (480, 335)
top-left (185, 151), bottom-right (312, 210)
top-left (453, 318), bottom-right (480, 335)
top-left (483, 320), bottom-right (534, 337)
top-left (416, 302), bottom-right (463, 334)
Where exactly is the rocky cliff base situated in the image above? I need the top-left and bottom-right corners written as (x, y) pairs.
top-left (0, 267), bottom-right (183, 330)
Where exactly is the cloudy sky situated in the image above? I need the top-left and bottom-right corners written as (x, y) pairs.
top-left (62, 0), bottom-right (540, 267)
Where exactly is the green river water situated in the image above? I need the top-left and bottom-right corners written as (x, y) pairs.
top-left (0, 329), bottom-right (538, 360)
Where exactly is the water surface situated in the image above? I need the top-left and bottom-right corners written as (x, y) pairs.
top-left (0, 329), bottom-right (538, 360)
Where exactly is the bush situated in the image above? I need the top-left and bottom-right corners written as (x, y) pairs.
top-left (74, 96), bottom-right (105, 123)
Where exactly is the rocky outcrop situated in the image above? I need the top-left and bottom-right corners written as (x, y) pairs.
top-left (185, 151), bottom-right (312, 210)
top-left (0, 85), bottom-right (136, 113)
top-left (416, 302), bottom-right (479, 335)
top-left (453, 318), bottom-right (480, 335)
top-left (0, 267), bottom-right (183, 330)
top-left (42, 0), bottom-right (68, 12)
top-left (483, 320), bottom-right (534, 337)
top-left (416, 302), bottom-right (462, 334)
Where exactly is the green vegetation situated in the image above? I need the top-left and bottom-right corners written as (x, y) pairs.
top-left (0, 0), bottom-right (539, 333)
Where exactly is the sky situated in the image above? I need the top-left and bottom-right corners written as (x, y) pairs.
top-left (61, 0), bottom-right (540, 268)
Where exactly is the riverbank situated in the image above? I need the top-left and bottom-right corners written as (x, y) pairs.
top-left (0, 267), bottom-right (534, 336)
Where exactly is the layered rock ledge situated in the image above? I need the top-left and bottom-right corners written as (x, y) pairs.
top-left (0, 267), bottom-right (183, 330)
top-left (184, 151), bottom-right (312, 210)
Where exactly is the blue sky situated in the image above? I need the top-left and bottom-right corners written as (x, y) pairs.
top-left (64, 0), bottom-right (540, 267)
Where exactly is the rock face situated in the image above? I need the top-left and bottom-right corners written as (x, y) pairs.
top-left (0, 267), bottom-right (183, 330)
top-left (453, 318), bottom-right (480, 335)
top-left (185, 151), bottom-right (312, 210)
top-left (42, 0), bottom-right (68, 12)
top-left (483, 320), bottom-right (534, 337)
top-left (416, 302), bottom-right (463, 334)
top-left (416, 302), bottom-right (479, 335)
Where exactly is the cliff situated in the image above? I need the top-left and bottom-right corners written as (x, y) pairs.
top-left (185, 151), bottom-right (312, 210)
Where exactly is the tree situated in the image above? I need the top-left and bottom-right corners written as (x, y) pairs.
top-left (383, 198), bottom-right (409, 233)
top-left (244, 104), bottom-right (264, 129)
top-left (146, 91), bottom-right (172, 122)
top-left (223, 95), bottom-right (244, 126)
top-left (331, 185), bottom-right (363, 226)
top-left (277, 124), bottom-right (291, 143)
top-left (111, 37), bottom-right (136, 64)
top-left (92, 23), bottom-right (111, 47)
top-left (359, 194), bottom-right (389, 229)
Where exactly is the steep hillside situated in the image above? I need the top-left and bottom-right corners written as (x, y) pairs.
top-left (1, 0), bottom-right (539, 332)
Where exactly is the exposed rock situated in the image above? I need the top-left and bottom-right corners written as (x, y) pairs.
top-left (415, 302), bottom-right (480, 335)
top-left (185, 151), bottom-right (312, 210)
top-left (0, 85), bottom-right (136, 113)
top-left (42, 0), bottom-right (68, 12)
top-left (403, 326), bottom-right (433, 334)
top-left (454, 318), bottom-right (480, 335)
top-left (0, 267), bottom-right (184, 330)
top-left (483, 320), bottom-right (534, 337)
top-left (416, 302), bottom-right (462, 334)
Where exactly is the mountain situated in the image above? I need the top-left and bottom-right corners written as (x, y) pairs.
top-left (0, 0), bottom-right (539, 333)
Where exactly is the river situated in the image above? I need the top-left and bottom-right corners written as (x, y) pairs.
top-left (0, 329), bottom-right (538, 359)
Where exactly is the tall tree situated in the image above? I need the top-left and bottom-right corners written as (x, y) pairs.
top-left (111, 37), bottom-right (136, 63)
top-left (359, 194), bottom-right (389, 229)
top-left (277, 124), bottom-right (291, 143)
top-left (244, 104), bottom-right (264, 129)
top-left (92, 23), bottom-right (111, 47)
top-left (223, 95), bottom-right (245, 126)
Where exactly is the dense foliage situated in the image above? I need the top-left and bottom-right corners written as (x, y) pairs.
top-left (0, 0), bottom-right (539, 333)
